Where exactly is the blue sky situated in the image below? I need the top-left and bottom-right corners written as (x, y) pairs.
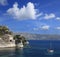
top-left (0, 0), bottom-right (60, 34)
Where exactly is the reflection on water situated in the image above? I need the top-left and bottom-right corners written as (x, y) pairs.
top-left (0, 47), bottom-right (60, 57)
top-left (14, 47), bottom-right (24, 57)
top-left (0, 47), bottom-right (24, 57)
top-left (0, 40), bottom-right (60, 57)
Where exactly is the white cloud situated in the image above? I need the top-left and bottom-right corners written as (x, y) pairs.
top-left (0, 0), bottom-right (8, 6)
top-left (7, 2), bottom-right (41, 20)
top-left (56, 17), bottom-right (60, 20)
top-left (41, 25), bottom-right (50, 30)
top-left (36, 12), bottom-right (43, 17)
top-left (33, 28), bottom-right (38, 31)
top-left (33, 25), bottom-right (50, 31)
top-left (56, 27), bottom-right (60, 30)
top-left (44, 13), bottom-right (55, 19)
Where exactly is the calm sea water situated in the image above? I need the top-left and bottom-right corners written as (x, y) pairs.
top-left (0, 40), bottom-right (60, 57)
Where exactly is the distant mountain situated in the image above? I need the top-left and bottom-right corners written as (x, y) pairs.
top-left (13, 32), bottom-right (60, 40)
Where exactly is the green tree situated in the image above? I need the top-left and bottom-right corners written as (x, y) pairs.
top-left (14, 35), bottom-right (27, 45)
top-left (0, 26), bottom-right (13, 36)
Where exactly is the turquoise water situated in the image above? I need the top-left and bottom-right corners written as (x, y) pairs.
top-left (0, 40), bottom-right (60, 57)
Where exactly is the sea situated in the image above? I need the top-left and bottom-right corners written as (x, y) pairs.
top-left (0, 40), bottom-right (60, 57)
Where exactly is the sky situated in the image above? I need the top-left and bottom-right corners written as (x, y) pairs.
top-left (0, 0), bottom-right (60, 34)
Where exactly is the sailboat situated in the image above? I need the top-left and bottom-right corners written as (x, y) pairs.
top-left (47, 40), bottom-right (54, 54)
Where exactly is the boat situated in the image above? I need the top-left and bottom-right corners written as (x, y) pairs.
top-left (47, 49), bottom-right (54, 53)
top-left (47, 40), bottom-right (54, 54)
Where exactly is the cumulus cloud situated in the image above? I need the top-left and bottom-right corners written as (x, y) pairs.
top-left (0, 0), bottom-right (8, 6)
top-left (33, 25), bottom-right (50, 31)
top-left (33, 28), bottom-right (38, 31)
top-left (36, 12), bottom-right (43, 17)
top-left (41, 25), bottom-right (50, 30)
top-left (56, 17), bottom-right (60, 20)
top-left (56, 27), bottom-right (60, 30)
top-left (44, 13), bottom-right (55, 19)
top-left (7, 2), bottom-right (40, 20)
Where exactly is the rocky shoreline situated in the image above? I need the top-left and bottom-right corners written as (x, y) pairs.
top-left (0, 26), bottom-right (29, 48)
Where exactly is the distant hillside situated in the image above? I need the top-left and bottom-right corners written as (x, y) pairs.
top-left (13, 32), bottom-right (60, 40)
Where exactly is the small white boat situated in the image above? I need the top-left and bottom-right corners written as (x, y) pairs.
top-left (47, 41), bottom-right (54, 54)
top-left (47, 49), bottom-right (54, 53)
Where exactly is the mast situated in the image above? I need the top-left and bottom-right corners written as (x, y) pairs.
top-left (48, 40), bottom-right (54, 53)
top-left (50, 40), bottom-right (52, 49)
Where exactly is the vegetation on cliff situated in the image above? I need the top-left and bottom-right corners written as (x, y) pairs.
top-left (0, 26), bottom-right (12, 37)
top-left (14, 35), bottom-right (27, 45)
top-left (0, 26), bottom-right (28, 46)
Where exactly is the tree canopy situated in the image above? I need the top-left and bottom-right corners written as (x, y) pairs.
top-left (0, 26), bottom-right (12, 37)
top-left (14, 35), bottom-right (27, 45)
